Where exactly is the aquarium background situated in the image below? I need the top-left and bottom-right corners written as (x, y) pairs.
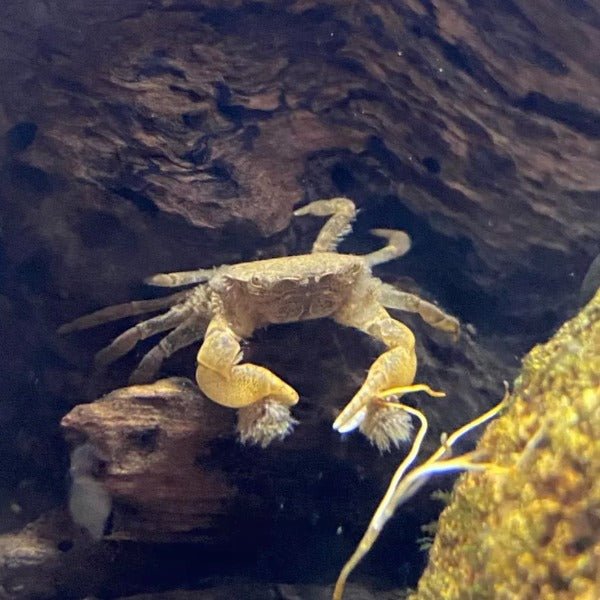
top-left (0, 1), bottom-right (598, 598)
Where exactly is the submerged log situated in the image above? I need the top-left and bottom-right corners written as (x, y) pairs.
top-left (61, 378), bottom-right (235, 539)
top-left (58, 375), bottom-right (424, 540)
top-left (0, 0), bottom-right (597, 333)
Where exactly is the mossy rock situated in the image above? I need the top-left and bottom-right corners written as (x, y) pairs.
top-left (413, 290), bottom-right (600, 600)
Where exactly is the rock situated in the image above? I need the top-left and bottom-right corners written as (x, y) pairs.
top-left (0, 510), bottom-right (113, 600)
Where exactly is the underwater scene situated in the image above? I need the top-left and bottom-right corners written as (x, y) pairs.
top-left (0, 1), bottom-right (599, 599)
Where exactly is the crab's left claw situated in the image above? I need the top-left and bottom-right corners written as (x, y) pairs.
top-left (196, 315), bottom-right (299, 447)
top-left (333, 302), bottom-right (445, 452)
top-left (332, 344), bottom-right (418, 452)
top-left (333, 346), bottom-right (444, 453)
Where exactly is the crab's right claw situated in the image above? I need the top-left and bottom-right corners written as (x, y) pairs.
top-left (195, 316), bottom-right (298, 409)
top-left (195, 360), bottom-right (299, 410)
top-left (196, 316), bottom-right (299, 447)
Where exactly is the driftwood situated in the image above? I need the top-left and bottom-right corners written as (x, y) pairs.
top-left (57, 373), bottom-right (436, 540)
top-left (61, 379), bottom-right (235, 539)
top-left (0, 0), bottom-right (599, 597)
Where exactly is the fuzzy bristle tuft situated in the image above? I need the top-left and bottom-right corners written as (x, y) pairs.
top-left (359, 401), bottom-right (413, 453)
top-left (237, 397), bottom-right (298, 448)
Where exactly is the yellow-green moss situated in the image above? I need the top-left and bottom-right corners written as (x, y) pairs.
top-left (412, 289), bottom-right (600, 600)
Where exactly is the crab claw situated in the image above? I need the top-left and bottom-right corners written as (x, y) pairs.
top-left (196, 315), bottom-right (300, 446)
top-left (334, 382), bottom-right (445, 453)
top-left (196, 359), bottom-right (299, 447)
top-left (195, 315), bottom-right (299, 409)
top-left (333, 335), bottom-right (444, 452)
top-left (333, 345), bottom-right (415, 435)
top-left (196, 360), bottom-right (299, 410)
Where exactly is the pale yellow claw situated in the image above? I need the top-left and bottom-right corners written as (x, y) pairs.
top-left (333, 344), bottom-right (416, 433)
top-left (195, 361), bottom-right (299, 409)
top-left (196, 315), bottom-right (299, 410)
top-left (332, 300), bottom-right (424, 450)
top-left (332, 341), bottom-right (431, 452)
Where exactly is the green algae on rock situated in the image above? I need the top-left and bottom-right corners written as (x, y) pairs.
top-left (412, 290), bottom-right (600, 600)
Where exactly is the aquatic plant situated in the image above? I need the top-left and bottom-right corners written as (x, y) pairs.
top-left (333, 386), bottom-right (509, 599)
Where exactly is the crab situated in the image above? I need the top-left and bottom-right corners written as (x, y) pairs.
top-left (60, 197), bottom-right (459, 450)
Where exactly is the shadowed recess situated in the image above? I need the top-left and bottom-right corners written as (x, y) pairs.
top-left (207, 437), bottom-right (427, 586)
top-left (78, 210), bottom-right (139, 252)
top-left (111, 186), bottom-right (159, 215)
top-left (7, 161), bottom-right (52, 195)
top-left (514, 92), bottom-right (600, 138)
top-left (356, 196), bottom-right (498, 329)
top-left (15, 250), bottom-right (53, 294)
top-left (5, 122), bottom-right (38, 153)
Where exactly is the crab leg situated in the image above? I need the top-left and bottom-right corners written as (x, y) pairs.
top-left (129, 315), bottom-right (208, 384)
top-left (363, 229), bottom-right (411, 267)
top-left (333, 302), bottom-right (417, 451)
top-left (94, 304), bottom-right (193, 368)
top-left (379, 282), bottom-right (460, 335)
top-left (145, 268), bottom-right (217, 287)
top-left (333, 286), bottom-right (442, 451)
top-left (58, 291), bottom-right (190, 334)
top-left (92, 285), bottom-right (210, 370)
top-left (294, 197), bottom-right (357, 253)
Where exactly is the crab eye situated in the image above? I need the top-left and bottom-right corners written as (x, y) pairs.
top-left (248, 275), bottom-right (263, 293)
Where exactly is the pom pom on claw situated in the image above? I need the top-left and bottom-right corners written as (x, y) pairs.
top-left (237, 397), bottom-right (299, 448)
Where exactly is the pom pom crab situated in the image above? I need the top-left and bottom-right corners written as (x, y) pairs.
top-left (60, 198), bottom-right (458, 450)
